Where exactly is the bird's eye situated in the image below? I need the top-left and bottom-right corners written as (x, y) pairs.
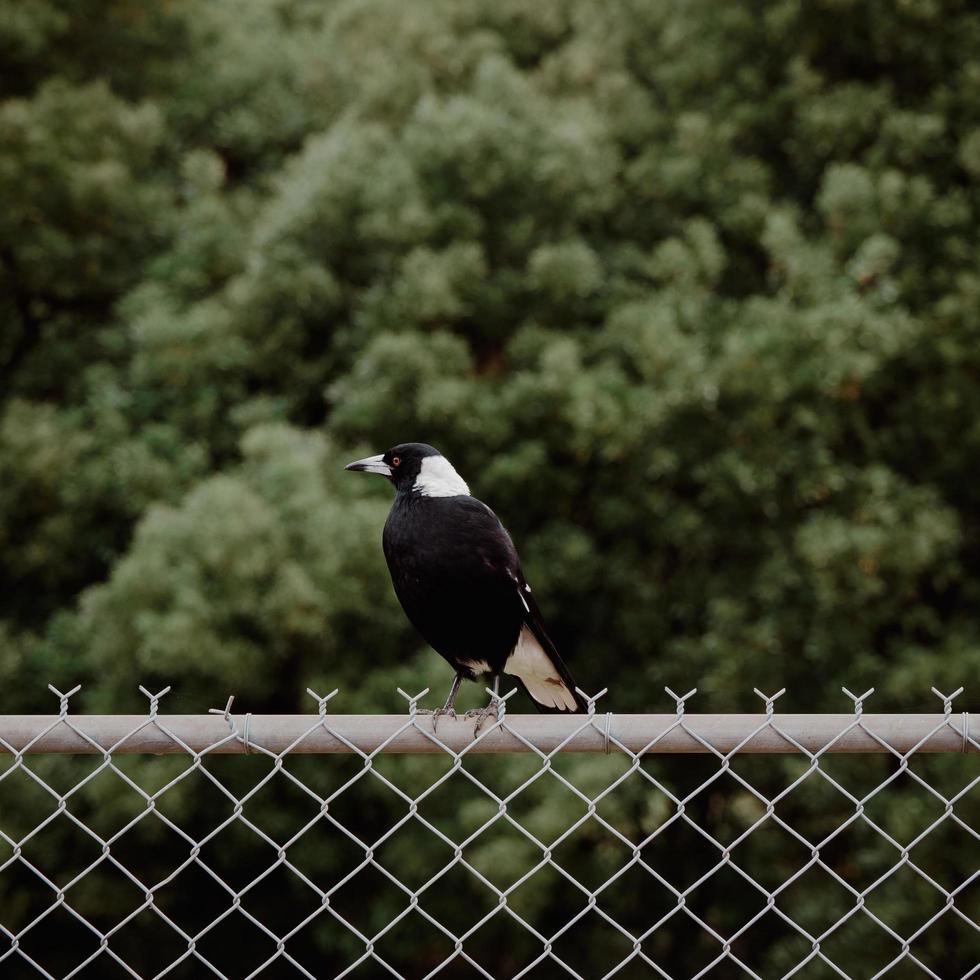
top-left (392, 457), bottom-right (401, 467)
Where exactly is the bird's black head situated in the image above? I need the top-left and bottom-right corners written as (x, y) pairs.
top-left (345, 443), bottom-right (470, 497)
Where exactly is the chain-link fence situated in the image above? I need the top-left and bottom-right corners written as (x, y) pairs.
top-left (1, 685), bottom-right (977, 979)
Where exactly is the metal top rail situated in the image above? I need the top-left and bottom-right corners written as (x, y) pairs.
top-left (1, 712), bottom-right (974, 755)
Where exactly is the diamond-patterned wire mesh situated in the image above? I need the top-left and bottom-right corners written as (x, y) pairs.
top-left (1, 685), bottom-right (978, 980)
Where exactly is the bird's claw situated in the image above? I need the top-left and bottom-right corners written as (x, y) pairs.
top-left (417, 707), bottom-right (457, 732)
top-left (464, 701), bottom-right (500, 735)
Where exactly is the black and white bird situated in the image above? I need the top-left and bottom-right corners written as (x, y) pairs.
top-left (346, 443), bottom-right (586, 721)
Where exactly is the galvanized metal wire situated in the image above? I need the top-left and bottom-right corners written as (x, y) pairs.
top-left (0, 684), bottom-right (977, 979)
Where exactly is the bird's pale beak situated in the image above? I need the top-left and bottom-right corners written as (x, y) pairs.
top-left (344, 453), bottom-right (392, 476)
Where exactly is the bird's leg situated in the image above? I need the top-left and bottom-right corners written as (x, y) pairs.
top-left (417, 674), bottom-right (462, 732)
top-left (465, 673), bottom-right (501, 734)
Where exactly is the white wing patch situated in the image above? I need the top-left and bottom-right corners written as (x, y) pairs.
top-left (413, 456), bottom-right (470, 497)
top-left (503, 625), bottom-right (578, 711)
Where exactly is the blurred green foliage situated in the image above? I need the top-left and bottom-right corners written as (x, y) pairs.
top-left (2, 0), bottom-right (980, 975)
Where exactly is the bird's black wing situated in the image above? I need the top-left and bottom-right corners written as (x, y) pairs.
top-left (506, 565), bottom-right (588, 714)
top-left (458, 496), bottom-right (586, 714)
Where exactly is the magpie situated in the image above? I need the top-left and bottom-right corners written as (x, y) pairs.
top-left (346, 443), bottom-right (587, 721)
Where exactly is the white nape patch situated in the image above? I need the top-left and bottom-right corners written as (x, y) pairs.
top-left (414, 455), bottom-right (470, 497)
top-left (459, 657), bottom-right (491, 675)
top-left (504, 626), bottom-right (578, 712)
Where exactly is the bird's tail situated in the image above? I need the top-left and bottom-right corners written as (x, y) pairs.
top-left (504, 623), bottom-right (588, 713)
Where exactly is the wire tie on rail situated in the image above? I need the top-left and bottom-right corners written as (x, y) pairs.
top-left (243, 712), bottom-right (253, 755)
